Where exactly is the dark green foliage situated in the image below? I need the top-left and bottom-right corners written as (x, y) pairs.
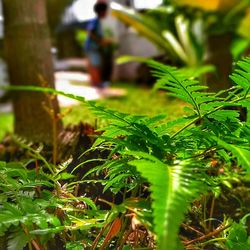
top-left (0, 161), bottom-right (61, 249)
top-left (225, 215), bottom-right (250, 250)
top-left (85, 57), bottom-right (250, 249)
top-left (2, 57), bottom-right (250, 249)
top-left (0, 159), bottom-right (105, 250)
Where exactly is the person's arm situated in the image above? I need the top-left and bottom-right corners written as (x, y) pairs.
top-left (88, 30), bottom-right (103, 45)
top-left (87, 19), bottom-right (113, 46)
top-left (86, 19), bottom-right (104, 45)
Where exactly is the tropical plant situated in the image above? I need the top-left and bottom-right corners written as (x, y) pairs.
top-left (111, 2), bottom-right (205, 67)
top-left (111, 0), bottom-right (250, 91)
top-left (0, 146), bottom-right (105, 250)
top-left (2, 57), bottom-right (250, 249)
top-left (225, 215), bottom-right (250, 250)
top-left (82, 57), bottom-right (250, 249)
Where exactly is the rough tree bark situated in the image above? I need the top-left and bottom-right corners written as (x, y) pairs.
top-left (3, 0), bottom-right (62, 144)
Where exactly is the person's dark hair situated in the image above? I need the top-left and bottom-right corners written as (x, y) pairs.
top-left (94, 2), bottom-right (108, 14)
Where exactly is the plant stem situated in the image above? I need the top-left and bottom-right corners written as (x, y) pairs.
top-left (90, 223), bottom-right (109, 250)
top-left (171, 118), bottom-right (199, 139)
top-left (203, 196), bottom-right (207, 233)
top-left (181, 223), bottom-right (204, 237)
top-left (208, 196), bottom-right (216, 232)
top-left (21, 224), bottom-right (42, 250)
top-left (171, 94), bottom-right (250, 139)
top-left (116, 215), bottom-right (129, 249)
top-left (183, 224), bottom-right (231, 246)
top-left (117, 225), bottom-right (133, 250)
top-left (201, 237), bottom-right (226, 246)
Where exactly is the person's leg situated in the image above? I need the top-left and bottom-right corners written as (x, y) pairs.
top-left (89, 64), bottom-right (101, 87)
top-left (101, 46), bottom-right (113, 83)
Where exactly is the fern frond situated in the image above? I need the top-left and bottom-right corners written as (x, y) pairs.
top-left (215, 138), bottom-right (250, 175)
top-left (87, 102), bottom-right (145, 125)
top-left (230, 57), bottom-right (250, 95)
top-left (7, 231), bottom-right (29, 250)
top-left (129, 153), bottom-right (206, 250)
top-left (89, 102), bottom-right (167, 158)
top-left (149, 57), bottom-right (250, 137)
top-left (149, 60), bottom-right (219, 117)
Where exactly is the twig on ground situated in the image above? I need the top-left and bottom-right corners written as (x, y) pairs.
top-left (182, 223), bottom-right (204, 237)
top-left (183, 224), bottom-right (230, 246)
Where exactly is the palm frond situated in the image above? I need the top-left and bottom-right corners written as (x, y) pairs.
top-left (111, 3), bottom-right (177, 58)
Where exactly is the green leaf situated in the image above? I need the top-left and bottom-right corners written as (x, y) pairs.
top-left (111, 3), bottom-right (178, 59)
top-left (208, 110), bottom-right (240, 122)
top-left (0, 161), bottom-right (6, 168)
top-left (230, 57), bottom-right (250, 94)
top-left (58, 173), bottom-right (75, 180)
top-left (215, 138), bottom-right (250, 174)
top-left (7, 231), bottom-right (29, 250)
top-left (30, 226), bottom-right (65, 235)
top-left (129, 155), bottom-right (206, 250)
top-left (226, 222), bottom-right (250, 250)
top-left (0, 85), bottom-right (86, 104)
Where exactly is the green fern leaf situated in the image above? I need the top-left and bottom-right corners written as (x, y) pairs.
top-left (215, 138), bottom-right (250, 174)
top-left (7, 231), bottom-right (29, 250)
top-left (148, 60), bottom-right (219, 117)
top-left (129, 154), bottom-right (206, 250)
top-left (148, 57), bottom-right (250, 126)
top-left (208, 110), bottom-right (240, 122)
top-left (89, 102), bottom-right (167, 158)
top-left (230, 57), bottom-right (250, 94)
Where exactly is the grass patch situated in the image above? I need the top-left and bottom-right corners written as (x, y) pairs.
top-left (0, 113), bottom-right (13, 140)
top-left (63, 83), bottom-right (186, 127)
top-left (0, 83), bottom-right (186, 140)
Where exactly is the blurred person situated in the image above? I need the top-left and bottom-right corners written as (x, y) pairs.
top-left (85, 2), bottom-right (113, 88)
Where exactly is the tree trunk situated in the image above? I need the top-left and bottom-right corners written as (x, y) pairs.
top-left (3, 0), bottom-right (62, 144)
top-left (46, 0), bottom-right (73, 32)
top-left (46, 0), bottom-right (83, 59)
top-left (205, 33), bottom-right (233, 93)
